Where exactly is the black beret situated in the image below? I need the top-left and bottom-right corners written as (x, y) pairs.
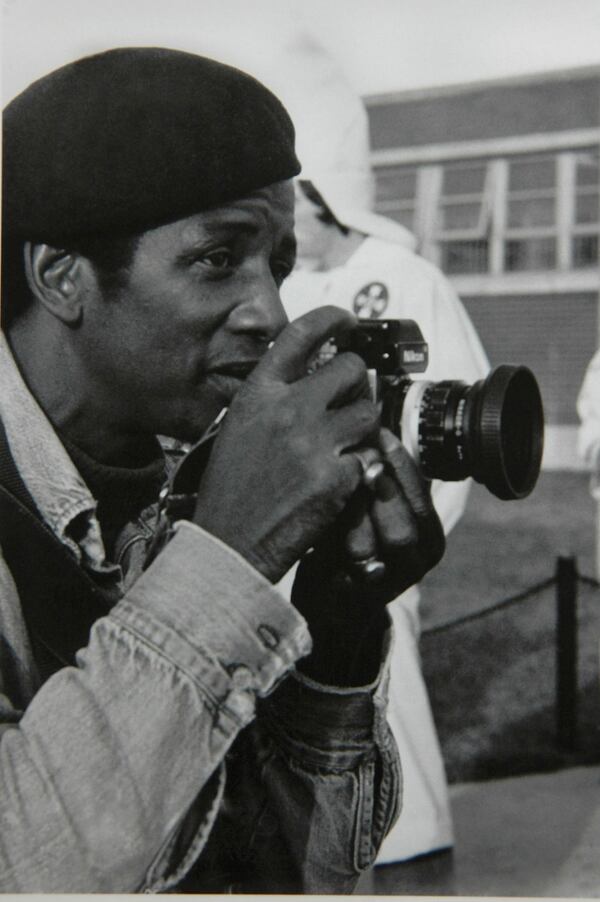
top-left (3, 47), bottom-right (301, 245)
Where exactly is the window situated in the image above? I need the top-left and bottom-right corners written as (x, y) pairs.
top-left (373, 145), bottom-right (600, 276)
top-left (436, 161), bottom-right (490, 274)
top-left (374, 164), bottom-right (417, 231)
top-left (439, 240), bottom-right (488, 274)
top-left (504, 155), bottom-right (557, 271)
top-left (572, 149), bottom-right (599, 269)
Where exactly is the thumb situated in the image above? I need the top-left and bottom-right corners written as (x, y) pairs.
top-left (250, 305), bottom-right (357, 385)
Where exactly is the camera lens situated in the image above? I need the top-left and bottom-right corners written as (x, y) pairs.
top-left (381, 366), bottom-right (544, 500)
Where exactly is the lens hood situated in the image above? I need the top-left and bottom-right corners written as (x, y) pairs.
top-left (473, 365), bottom-right (544, 499)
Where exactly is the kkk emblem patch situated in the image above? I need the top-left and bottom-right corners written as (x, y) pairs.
top-left (352, 282), bottom-right (389, 317)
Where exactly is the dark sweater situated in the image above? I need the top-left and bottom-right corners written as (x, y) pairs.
top-left (59, 434), bottom-right (166, 562)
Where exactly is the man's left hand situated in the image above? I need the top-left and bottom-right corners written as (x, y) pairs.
top-left (291, 428), bottom-right (445, 685)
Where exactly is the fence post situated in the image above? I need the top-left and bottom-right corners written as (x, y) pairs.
top-left (555, 555), bottom-right (578, 751)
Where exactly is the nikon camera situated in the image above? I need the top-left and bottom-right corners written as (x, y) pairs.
top-left (336, 319), bottom-right (544, 501)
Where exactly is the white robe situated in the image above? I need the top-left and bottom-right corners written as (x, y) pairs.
top-left (577, 348), bottom-right (600, 497)
top-left (280, 235), bottom-right (490, 862)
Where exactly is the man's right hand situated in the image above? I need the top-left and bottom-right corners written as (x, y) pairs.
top-left (193, 306), bottom-right (379, 583)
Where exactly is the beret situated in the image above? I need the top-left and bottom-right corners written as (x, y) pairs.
top-left (3, 47), bottom-right (301, 244)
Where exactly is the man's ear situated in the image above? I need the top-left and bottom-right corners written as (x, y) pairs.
top-left (23, 242), bottom-right (87, 325)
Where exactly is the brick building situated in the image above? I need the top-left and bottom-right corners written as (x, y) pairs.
top-left (365, 66), bottom-right (600, 468)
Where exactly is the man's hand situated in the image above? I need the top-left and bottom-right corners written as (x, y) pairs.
top-left (291, 428), bottom-right (445, 685)
top-left (193, 306), bottom-right (379, 581)
top-left (342, 429), bottom-right (446, 601)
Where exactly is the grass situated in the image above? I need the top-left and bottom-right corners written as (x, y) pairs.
top-left (417, 471), bottom-right (600, 783)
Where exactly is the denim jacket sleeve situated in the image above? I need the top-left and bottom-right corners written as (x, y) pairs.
top-left (0, 520), bottom-right (400, 893)
top-left (183, 660), bottom-right (401, 894)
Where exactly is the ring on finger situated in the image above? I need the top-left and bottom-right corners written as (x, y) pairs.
top-left (351, 555), bottom-right (387, 583)
top-left (354, 449), bottom-right (386, 490)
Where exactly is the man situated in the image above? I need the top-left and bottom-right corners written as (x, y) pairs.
top-left (578, 349), bottom-right (600, 494)
top-left (0, 48), bottom-right (444, 892)
top-left (577, 350), bottom-right (600, 583)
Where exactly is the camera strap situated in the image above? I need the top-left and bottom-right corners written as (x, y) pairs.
top-left (143, 418), bottom-right (223, 568)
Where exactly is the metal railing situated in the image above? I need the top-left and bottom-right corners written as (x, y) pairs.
top-left (421, 555), bottom-right (598, 752)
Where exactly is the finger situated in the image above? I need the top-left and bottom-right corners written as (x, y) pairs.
top-left (353, 446), bottom-right (386, 489)
top-left (370, 474), bottom-right (420, 549)
top-left (329, 400), bottom-right (380, 454)
top-left (306, 350), bottom-right (371, 408)
top-left (251, 305), bottom-right (357, 385)
top-left (375, 429), bottom-right (445, 565)
top-left (378, 428), bottom-right (435, 518)
top-left (344, 498), bottom-right (378, 561)
top-left (377, 431), bottom-right (445, 567)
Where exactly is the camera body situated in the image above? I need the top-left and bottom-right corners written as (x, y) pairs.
top-left (337, 319), bottom-right (544, 501)
top-left (337, 318), bottom-right (429, 376)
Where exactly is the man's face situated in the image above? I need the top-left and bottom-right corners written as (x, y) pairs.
top-left (78, 180), bottom-right (296, 442)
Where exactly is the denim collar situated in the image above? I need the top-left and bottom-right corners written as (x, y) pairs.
top-left (0, 332), bottom-right (115, 574)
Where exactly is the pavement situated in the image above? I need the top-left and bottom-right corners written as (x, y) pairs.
top-left (356, 764), bottom-right (600, 899)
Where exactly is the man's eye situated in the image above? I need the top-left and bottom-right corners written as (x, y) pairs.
top-left (271, 259), bottom-right (294, 285)
top-left (200, 249), bottom-right (233, 269)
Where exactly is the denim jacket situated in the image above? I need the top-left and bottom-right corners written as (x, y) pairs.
top-left (0, 333), bottom-right (400, 893)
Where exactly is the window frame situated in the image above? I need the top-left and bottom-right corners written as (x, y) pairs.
top-left (373, 141), bottom-right (600, 278)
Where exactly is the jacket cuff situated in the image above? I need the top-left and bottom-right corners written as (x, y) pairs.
top-left (258, 622), bottom-right (394, 770)
top-left (109, 520), bottom-right (312, 728)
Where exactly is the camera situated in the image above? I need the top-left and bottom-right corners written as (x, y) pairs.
top-left (336, 319), bottom-right (544, 500)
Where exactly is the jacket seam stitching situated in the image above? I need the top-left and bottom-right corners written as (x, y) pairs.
top-left (107, 614), bottom-right (247, 731)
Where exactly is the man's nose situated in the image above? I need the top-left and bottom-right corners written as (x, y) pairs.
top-left (228, 275), bottom-right (289, 341)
